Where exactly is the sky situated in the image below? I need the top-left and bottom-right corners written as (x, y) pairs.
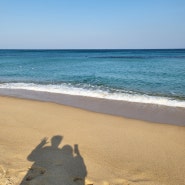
top-left (0, 0), bottom-right (185, 49)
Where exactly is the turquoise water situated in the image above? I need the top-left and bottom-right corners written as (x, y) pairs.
top-left (0, 49), bottom-right (185, 107)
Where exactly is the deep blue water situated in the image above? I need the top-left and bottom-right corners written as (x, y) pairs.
top-left (0, 49), bottom-right (185, 107)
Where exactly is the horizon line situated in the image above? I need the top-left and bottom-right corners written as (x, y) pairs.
top-left (0, 48), bottom-right (185, 50)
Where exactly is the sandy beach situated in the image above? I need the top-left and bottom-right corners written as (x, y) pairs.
top-left (0, 96), bottom-right (185, 185)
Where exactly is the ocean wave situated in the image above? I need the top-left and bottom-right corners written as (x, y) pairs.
top-left (0, 82), bottom-right (185, 108)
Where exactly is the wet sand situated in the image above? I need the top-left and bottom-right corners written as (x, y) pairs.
top-left (0, 88), bottom-right (185, 126)
top-left (0, 96), bottom-right (185, 185)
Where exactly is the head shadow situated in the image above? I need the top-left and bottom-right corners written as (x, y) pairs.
top-left (51, 135), bottom-right (63, 148)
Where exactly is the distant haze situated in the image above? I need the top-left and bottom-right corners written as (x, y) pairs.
top-left (0, 0), bottom-right (185, 49)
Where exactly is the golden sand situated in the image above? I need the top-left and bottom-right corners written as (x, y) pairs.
top-left (0, 96), bottom-right (185, 185)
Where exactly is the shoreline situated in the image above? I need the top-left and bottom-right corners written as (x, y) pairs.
top-left (0, 88), bottom-right (185, 126)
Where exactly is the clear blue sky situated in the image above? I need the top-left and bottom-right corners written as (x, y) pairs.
top-left (0, 0), bottom-right (185, 49)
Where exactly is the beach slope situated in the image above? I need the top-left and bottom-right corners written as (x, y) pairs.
top-left (0, 96), bottom-right (185, 185)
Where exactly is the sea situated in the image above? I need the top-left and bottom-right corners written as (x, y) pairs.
top-left (0, 49), bottom-right (185, 108)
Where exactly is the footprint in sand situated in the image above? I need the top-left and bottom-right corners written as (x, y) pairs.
top-left (0, 166), bottom-right (17, 185)
top-left (25, 166), bottom-right (46, 182)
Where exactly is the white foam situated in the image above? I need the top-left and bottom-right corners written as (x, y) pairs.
top-left (0, 82), bottom-right (185, 108)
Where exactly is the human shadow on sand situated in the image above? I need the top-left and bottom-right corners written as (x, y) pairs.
top-left (20, 135), bottom-right (87, 185)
